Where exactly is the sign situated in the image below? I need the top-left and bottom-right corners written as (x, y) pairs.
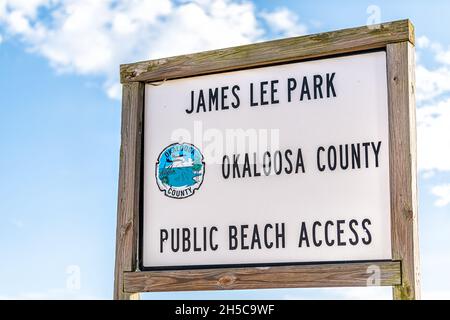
top-left (142, 51), bottom-right (391, 268)
top-left (114, 20), bottom-right (419, 300)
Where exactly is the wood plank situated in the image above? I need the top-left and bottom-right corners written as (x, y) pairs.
top-left (387, 42), bottom-right (420, 300)
top-left (123, 261), bottom-right (401, 293)
top-left (114, 82), bottom-right (144, 300)
top-left (120, 20), bottom-right (414, 84)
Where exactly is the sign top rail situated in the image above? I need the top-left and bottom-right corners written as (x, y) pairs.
top-left (120, 19), bottom-right (414, 84)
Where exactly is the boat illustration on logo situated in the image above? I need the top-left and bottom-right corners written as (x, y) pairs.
top-left (155, 143), bottom-right (205, 199)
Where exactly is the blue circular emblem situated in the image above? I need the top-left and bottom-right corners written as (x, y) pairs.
top-left (155, 143), bottom-right (205, 199)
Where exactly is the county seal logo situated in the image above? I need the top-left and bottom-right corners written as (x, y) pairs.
top-left (155, 143), bottom-right (205, 199)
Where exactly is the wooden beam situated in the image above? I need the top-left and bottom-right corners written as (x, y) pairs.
top-left (120, 19), bottom-right (414, 84)
top-left (123, 261), bottom-right (401, 293)
top-left (114, 82), bottom-right (144, 300)
top-left (387, 42), bottom-right (420, 300)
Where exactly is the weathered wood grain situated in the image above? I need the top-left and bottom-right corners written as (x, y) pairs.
top-left (114, 82), bottom-right (144, 300)
top-left (123, 261), bottom-right (401, 293)
top-left (120, 20), bottom-right (414, 83)
top-left (387, 42), bottom-right (420, 300)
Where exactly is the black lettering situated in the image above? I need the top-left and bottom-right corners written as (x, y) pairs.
top-left (186, 91), bottom-right (194, 114)
top-left (221, 86), bottom-right (229, 110)
top-left (287, 78), bottom-right (297, 102)
top-left (263, 151), bottom-right (271, 176)
top-left (160, 229), bottom-right (168, 253)
top-left (274, 150), bottom-right (282, 175)
top-left (328, 146), bottom-right (337, 171)
top-left (196, 90), bottom-right (206, 113)
top-left (352, 143), bottom-right (361, 169)
top-left (242, 153), bottom-right (251, 178)
top-left (275, 223), bottom-right (285, 248)
top-left (312, 221), bottom-right (322, 246)
top-left (317, 146), bottom-right (326, 171)
top-left (260, 81), bottom-right (269, 105)
top-left (372, 141), bottom-right (382, 167)
top-left (203, 227), bottom-right (207, 251)
top-left (250, 83), bottom-right (258, 107)
top-left (182, 228), bottom-right (190, 252)
top-left (264, 224), bottom-right (273, 249)
top-left (209, 88), bottom-right (219, 111)
top-left (271, 80), bottom-right (279, 104)
top-left (231, 85), bottom-right (240, 108)
top-left (241, 225), bottom-right (249, 250)
top-left (210, 226), bottom-right (218, 250)
top-left (336, 220), bottom-right (346, 246)
top-left (233, 154), bottom-right (241, 178)
top-left (349, 220), bottom-right (359, 246)
top-left (251, 225), bottom-right (262, 249)
top-left (229, 226), bottom-right (238, 250)
top-left (300, 76), bottom-right (311, 101)
top-left (363, 142), bottom-right (370, 168)
top-left (171, 228), bottom-right (180, 252)
top-left (284, 149), bottom-right (293, 174)
top-left (253, 153), bottom-right (261, 177)
top-left (222, 155), bottom-right (230, 179)
top-left (313, 75), bottom-right (323, 99)
top-left (326, 72), bottom-right (336, 97)
top-left (362, 219), bottom-right (372, 245)
top-left (325, 221), bottom-right (335, 246)
top-left (296, 148), bottom-right (305, 173)
top-left (298, 222), bottom-right (310, 247)
top-left (193, 228), bottom-right (201, 252)
top-left (339, 144), bottom-right (349, 169)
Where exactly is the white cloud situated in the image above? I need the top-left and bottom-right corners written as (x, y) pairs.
top-left (415, 37), bottom-right (450, 179)
top-left (417, 35), bottom-right (430, 49)
top-left (260, 7), bottom-right (307, 37)
top-left (417, 97), bottom-right (450, 172)
top-left (416, 36), bottom-right (450, 104)
top-left (431, 184), bottom-right (450, 207)
top-left (416, 65), bottom-right (450, 104)
top-left (144, 0), bottom-right (263, 62)
top-left (0, 0), bottom-right (304, 99)
top-left (0, 0), bottom-right (175, 100)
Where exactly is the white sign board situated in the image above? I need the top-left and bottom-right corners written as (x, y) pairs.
top-left (142, 51), bottom-right (391, 269)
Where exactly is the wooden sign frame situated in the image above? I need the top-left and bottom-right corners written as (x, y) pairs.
top-left (114, 20), bottom-right (419, 300)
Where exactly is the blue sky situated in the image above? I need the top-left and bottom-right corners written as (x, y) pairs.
top-left (1, 0), bottom-right (450, 299)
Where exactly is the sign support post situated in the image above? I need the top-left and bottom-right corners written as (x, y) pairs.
top-left (387, 42), bottom-right (420, 300)
top-left (114, 20), bottom-right (419, 300)
top-left (114, 82), bottom-right (144, 300)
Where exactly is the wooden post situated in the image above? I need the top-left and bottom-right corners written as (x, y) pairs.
top-left (114, 82), bottom-right (144, 300)
top-left (387, 41), bottom-right (420, 300)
